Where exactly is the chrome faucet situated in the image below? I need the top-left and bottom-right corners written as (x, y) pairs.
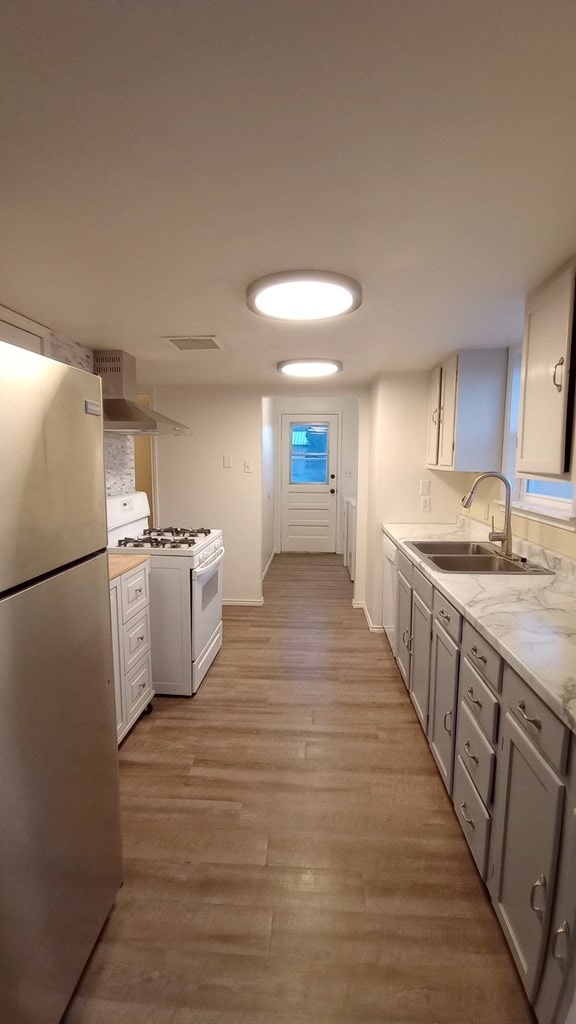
top-left (461, 472), bottom-right (513, 558)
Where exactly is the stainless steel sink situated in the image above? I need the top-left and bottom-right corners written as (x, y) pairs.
top-left (429, 554), bottom-right (528, 573)
top-left (404, 541), bottom-right (553, 575)
top-left (409, 541), bottom-right (495, 556)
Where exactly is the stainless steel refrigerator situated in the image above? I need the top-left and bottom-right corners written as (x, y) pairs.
top-left (0, 342), bottom-right (123, 1024)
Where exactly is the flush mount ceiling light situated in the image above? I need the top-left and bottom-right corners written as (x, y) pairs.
top-left (277, 358), bottom-right (343, 378)
top-left (246, 270), bottom-right (362, 321)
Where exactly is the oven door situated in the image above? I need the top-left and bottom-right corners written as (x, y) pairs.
top-left (190, 547), bottom-right (225, 659)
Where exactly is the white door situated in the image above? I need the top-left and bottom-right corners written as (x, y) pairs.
top-left (281, 414), bottom-right (338, 552)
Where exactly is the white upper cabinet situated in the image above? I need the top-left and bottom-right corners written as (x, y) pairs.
top-left (426, 365), bottom-right (442, 465)
top-left (517, 264), bottom-right (575, 477)
top-left (426, 349), bottom-right (508, 472)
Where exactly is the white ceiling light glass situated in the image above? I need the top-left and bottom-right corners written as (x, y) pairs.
top-left (246, 270), bottom-right (362, 321)
top-left (277, 359), bottom-right (343, 378)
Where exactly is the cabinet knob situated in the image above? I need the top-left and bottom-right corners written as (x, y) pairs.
top-left (134, 587), bottom-right (143, 596)
top-left (552, 920), bottom-right (571, 968)
top-left (529, 874), bottom-right (546, 920)
top-left (464, 739), bottom-right (479, 764)
top-left (552, 356), bottom-right (564, 393)
top-left (517, 700), bottom-right (542, 731)
top-left (466, 686), bottom-right (482, 709)
top-left (459, 801), bottom-right (475, 829)
top-left (470, 644), bottom-right (487, 665)
top-left (439, 608), bottom-right (451, 622)
top-left (136, 634), bottom-right (145, 642)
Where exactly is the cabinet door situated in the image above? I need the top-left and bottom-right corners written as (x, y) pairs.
top-left (410, 591), bottom-right (432, 731)
top-left (426, 365), bottom-right (442, 466)
top-left (535, 803), bottom-right (576, 1024)
top-left (109, 582), bottom-right (125, 741)
top-left (517, 265), bottom-right (575, 476)
top-left (438, 353), bottom-right (458, 468)
top-left (488, 712), bottom-right (565, 1002)
top-left (428, 621), bottom-right (459, 793)
top-left (395, 570), bottom-right (412, 688)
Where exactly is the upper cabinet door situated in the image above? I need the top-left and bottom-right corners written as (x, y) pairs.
top-left (426, 365), bottom-right (442, 466)
top-left (438, 353), bottom-right (458, 468)
top-left (517, 265), bottom-right (575, 476)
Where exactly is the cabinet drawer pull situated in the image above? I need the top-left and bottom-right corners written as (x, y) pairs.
top-left (139, 681), bottom-right (146, 690)
top-left (443, 709), bottom-right (453, 735)
top-left (459, 801), bottom-right (475, 829)
top-left (517, 700), bottom-right (542, 731)
top-left (136, 634), bottom-right (145, 642)
top-left (470, 644), bottom-right (487, 665)
top-left (552, 356), bottom-right (564, 393)
top-left (552, 920), bottom-right (571, 968)
top-left (530, 874), bottom-right (546, 920)
top-left (466, 686), bottom-right (482, 709)
top-left (439, 608), bottom-right (451, 622)
top-left (463, 739), bottom-right (479, 764)
top-left (134, 587), bottom-right (143, 596)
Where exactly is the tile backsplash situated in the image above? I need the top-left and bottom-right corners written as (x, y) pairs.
top-left (104, 435), bottom-right (136, 496)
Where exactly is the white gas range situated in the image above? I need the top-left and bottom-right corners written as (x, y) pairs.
top-left (107, 492), bottom-right (224, 695)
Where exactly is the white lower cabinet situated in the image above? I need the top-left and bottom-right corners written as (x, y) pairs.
top-left (488, 709), bottom-right (565, 1002)
top-left (409, 590), bottom-right (433, 730)
top-left (109, 559), bottom-right (154, 744)
top-left (391, 540), bottom-right (575, 1022)
top-left (428, 620), bottom-right (460, 794)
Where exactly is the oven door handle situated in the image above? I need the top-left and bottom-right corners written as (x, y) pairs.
top-left (192, 546), bottom-right (225, 577)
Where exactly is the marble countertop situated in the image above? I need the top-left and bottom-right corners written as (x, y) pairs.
top-left (382, 519), bottom-right (576, 735)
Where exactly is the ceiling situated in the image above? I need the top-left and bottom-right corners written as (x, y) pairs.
top-left (2, 0), bottom-right (576, 392)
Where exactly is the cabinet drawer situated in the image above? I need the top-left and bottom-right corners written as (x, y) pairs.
top-left (453, 754), bottom-right (491, 879)
top-left (456, 699), bottom-right (496, 806)
top-left (412, 567), bottom-right (433, 609)
top-left (502, 666), bottom-right (570, 776)
top-left (462, 620), bottom-right (503, 693)
top-left (120, 563), bottom-right (149, 623)
top-left (396, 549), bottom-right (413, 585)
top-left (125, 651), bottom-right (153, 717)
top-left (122, 607), bottom-right (151, 673)
top-left (460, 658), bottom-right (499, 744)
top-left (433, 591), bottom-right (462, 644)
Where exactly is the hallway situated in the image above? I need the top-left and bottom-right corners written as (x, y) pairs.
top-left (65, 554), bottom-right (534, 1023)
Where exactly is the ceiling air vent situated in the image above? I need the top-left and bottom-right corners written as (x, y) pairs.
top-left (165, 335), bottom-right (222, 352)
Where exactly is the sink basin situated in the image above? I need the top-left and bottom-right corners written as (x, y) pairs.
top-left (410, 541), bottom-right (495, 556)
top-left (429, 554), bottom-right (528, 573)
top-left (404, 541), bottom-right (553, 575)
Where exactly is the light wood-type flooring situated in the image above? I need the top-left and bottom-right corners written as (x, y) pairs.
top-left (65, 554), bottom-right (535, 1024)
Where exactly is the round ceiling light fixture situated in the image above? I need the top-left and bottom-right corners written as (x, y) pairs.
top-left (277, 358), bottom-right (343, 378)
top-left (246, 270), bottom-right (362, 321)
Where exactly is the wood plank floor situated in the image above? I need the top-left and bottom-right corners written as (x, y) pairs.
top-left (64, 554), bottom-right (535, 1024)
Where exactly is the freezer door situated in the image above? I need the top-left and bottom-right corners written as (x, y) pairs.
top-left (0, 553), bottom-right (122, 1024)
top-left (0, 342), bottom-right (106, 591)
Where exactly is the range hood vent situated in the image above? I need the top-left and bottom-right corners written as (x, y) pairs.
top-left (94, 350), bottom-right (191, 435)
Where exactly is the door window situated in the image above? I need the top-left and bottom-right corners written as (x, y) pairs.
top-left (289, 423), bottom-right (329, 484)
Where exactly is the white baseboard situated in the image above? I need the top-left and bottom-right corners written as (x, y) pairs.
top-left (261, 550), bottom-right (276, 581)
top-left (223, 597), bottom-right (265, 606)
top-left (352, 599), bottom-right (384, 633)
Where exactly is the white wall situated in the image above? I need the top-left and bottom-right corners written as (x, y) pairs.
top-left (261, 396), bottom-right (275, 577)
top-left (152, 385), bottom-right (263, 604)
top-left (356, 373), bottom-right (471, 627)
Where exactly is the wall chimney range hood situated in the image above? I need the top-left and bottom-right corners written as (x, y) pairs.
top-left (94, 350), bottom-right (191, 435)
